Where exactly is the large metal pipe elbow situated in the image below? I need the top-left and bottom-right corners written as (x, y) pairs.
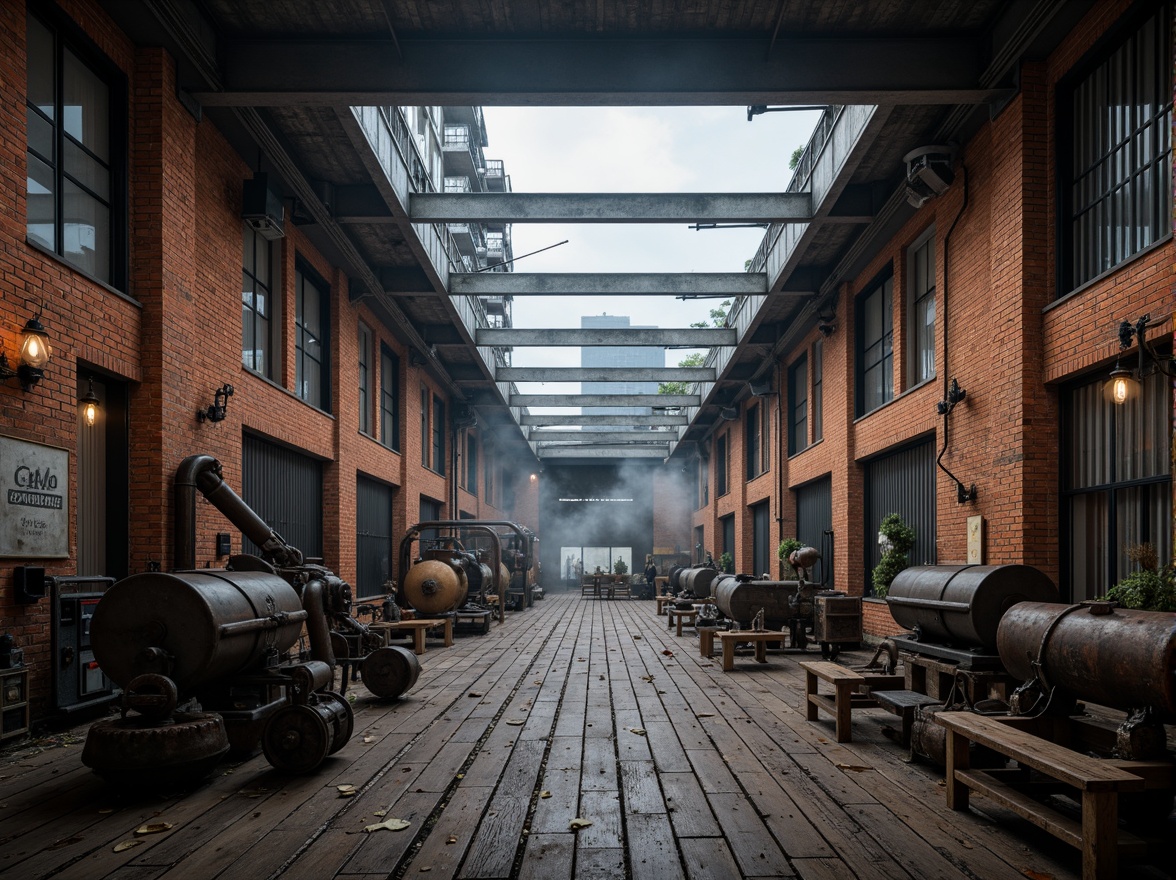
top-left (174, 455), bottom-right (223, 570)
top-left (300, 577), bottom-right (336, 670)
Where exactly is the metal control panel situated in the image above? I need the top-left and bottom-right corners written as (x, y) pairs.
top-left (52, 578), bottom-right (118, 714)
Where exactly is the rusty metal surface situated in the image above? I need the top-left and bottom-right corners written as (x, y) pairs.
top-left (403, 557), bottom-right (469, 615)
top-left (713, 574), bottom-right (809, 627)
top-left (886, 564), bottom-right (1058, 648)
top-left (996, 602), bottom-right (1176, 719)
top-left (360, 646), bottom-right (421, 699)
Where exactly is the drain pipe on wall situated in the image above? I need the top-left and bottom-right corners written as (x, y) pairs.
top-left (936, 163), bottom-right (977, 504)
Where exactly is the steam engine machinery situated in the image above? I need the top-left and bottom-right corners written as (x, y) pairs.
top-left (397, 520), bottom-right (537, 620)
top-left (82, 456), bottom-right (408, 786)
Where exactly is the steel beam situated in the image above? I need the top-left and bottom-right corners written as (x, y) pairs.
top-left (511, 394), bottom-right (698, 407)
top-left (528, 430), bottom-right (678, 442)
top-left (452, 272), bottom-right (765, 297)
top-left (193, 36), bottom-right (1000, 107)
top-left (410, 192), bottom-right (810, 223)
top-left (521, 414), bottom-right (688, 427)
top-left (477, 328), bottom-right (734, 347)
top-left (498, 367), bottom-right (713, 383)
top-left (537, 445), bottom-right (669, 459)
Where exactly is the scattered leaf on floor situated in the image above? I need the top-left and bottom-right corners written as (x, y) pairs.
top-left (568, 818), bottom-right (593, 830)
top-left (1021, 870), bottom-right (1053, 880)
top-left (641, 676), bottom-right (653, 682)
top-left (835, 763), bottom-right (872, 772)
top-left (628, 727), bottom-right (647, 736)
top-left (419, 867), bottom-right (432, 873)
top-left (337, 784), bottom-right (357, 797)
top-left (446, 835), bottom-right (458, 844)
top-left (633, 635), bottom-right (642, 640)
top-left (506, 719), bottom-right (525, 726)
top-left (662, 650), bottom-right (674, 656)
top-left (696, 713), bottom-right (714, 718)
top-left (364, 818), bottom-right (411, 833)
top-left (113, 840), bottom-right (143, 853)
top-left (374, 810), bottom-right (387, 817)
top-left (540, 791), bottom-right (551, 798)
top-left (97, 807), bottom-right (115, 814)
top-left (468, 692), bottom-right (482, 698)
top-left (134, 823), bottom-right (174, 836)
top-left (363, 736), bottom-right (374, 743)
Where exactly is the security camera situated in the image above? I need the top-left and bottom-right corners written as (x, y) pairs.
top-left (903, 145), bottom-right (955, 207)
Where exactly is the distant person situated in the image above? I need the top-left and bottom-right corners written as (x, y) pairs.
top-left (644, 559), bottom-right (658, 586)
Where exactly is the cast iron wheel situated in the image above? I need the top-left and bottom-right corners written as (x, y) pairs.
top-left (315, 690), bottom-right (355, 754)
top-left (262, 704), bottom-right (332, 773)
top-left (360, 646), bottom-right (421, 699)
top-left (82, 711), bottom-right (229, 789)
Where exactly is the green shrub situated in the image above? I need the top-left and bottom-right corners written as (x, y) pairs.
top-left (613, 558), bottom-right (628, 576)
top-left (777, 538), bottom-right (803, 577)
top-left (1103, 559), bottom-right (1176, 612)
top-left (871, 513), bottom-right (915, 598)
top-left (718, 551), bottom-right (734, 574)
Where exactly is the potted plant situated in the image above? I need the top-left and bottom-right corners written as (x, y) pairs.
top-left (871, 513), bottom-right (915, 598)
top-left (718, 551), bottom-right (734, 573)
top-left (613, 558), bottom-right (628, 578)
top-left (1102, 543), bottom-right (1176, 611)
top-left (778, 538), bottom-right (803, 578)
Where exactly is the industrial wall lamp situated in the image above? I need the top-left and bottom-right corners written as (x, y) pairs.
top-left (0, 312), bottom-right (52, 392)
top-left (197, 383), bottom-right (234, 423)
top-left (80, 377), bottom-right (101, 427)
top-left (1105, 313), bottom-right (1175, 405)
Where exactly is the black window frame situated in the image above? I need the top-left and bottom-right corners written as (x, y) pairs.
top-left (856, 273), bottom-right (894, 417)
top-left (379, 344), bottom-right (400, 452)
top-left (294, 261), bottom-right (331, 413)
top-left (431, 394), bottom-right (446, 476)
top-left (1059, 3), bottom-right (1173, 295)
top-left (242, 224), bottom-right (276, 378)
top-left (357, 322), bottom-right (372, 436)
top-left (26, 6), bottom-right (128, 290)
top-left (788, 353), bottom-right (808, 456)
top-left (812, 337), bottom-right (823, 443)
top-left (715, 432), bottom-right (729, 497)
top-left (908, 227), bottom-right (936, 385)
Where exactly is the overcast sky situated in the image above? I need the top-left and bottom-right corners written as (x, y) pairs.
top-left (478, 105), bottom-right (822, 392)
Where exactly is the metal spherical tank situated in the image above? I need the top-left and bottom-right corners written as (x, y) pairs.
top-left (91, 570), bottom-right (305, 692)
top-left (996, 602), bottom-right (1176, 719)
top-left (403, 558), bottom-right (468, 614)
top-left (886, 564), bottom-right (1058, 648)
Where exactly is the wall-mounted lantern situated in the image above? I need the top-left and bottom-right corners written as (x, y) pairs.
top-left (0, 312), bottom-right (52, 392)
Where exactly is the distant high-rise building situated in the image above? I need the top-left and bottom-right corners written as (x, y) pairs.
top-left (581, 315), bottom-right (663, 431)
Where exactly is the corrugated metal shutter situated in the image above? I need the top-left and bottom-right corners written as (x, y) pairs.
top-left (356, 475), bottom-right (394, 596)
top-left (864, 439), bottom-right (936, 594)
top-left (243, 434), bottom-right (323, 559)
top-left (796, 476), bottom-right (832, 586)
top-left (751, 500), bottom-right (771, 576)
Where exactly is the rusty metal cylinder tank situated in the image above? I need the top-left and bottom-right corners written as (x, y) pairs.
top-left (91, 570), bottom-right (305, 692)
top-left (996, 602), bottom-right (1176, 719)
top-left (679, 566), bottom-right (720, 597)
top-left (403, 557), bottom-right (468, 614)
top-left (714, 574), bottom-right (805, 625)
top-left (886, 564), bottom-right (1058, 648)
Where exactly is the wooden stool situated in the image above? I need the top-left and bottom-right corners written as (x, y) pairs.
top-left (799, 660), bottom-right (898, 743)
top-left (667, 606), bottom-right (698, 636)
top-left (716, 630), bottom-right (786, 671)
top-left (655, 595), bottom-right (676, 616)
top-left (697, 625), bottom-right (723, 658)
top-left (870, 690), bottom-right (941, 749)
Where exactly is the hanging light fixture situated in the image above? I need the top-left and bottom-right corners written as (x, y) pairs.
top-left (0, 309), bottom-right (53, 392)
top-left (1104, 314), bottom-right (1174, 405)
top-left (80, 377), bottom-right (101, 427)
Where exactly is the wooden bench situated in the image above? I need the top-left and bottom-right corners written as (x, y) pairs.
top-left (697, 625), bottom-right (723, 658)
top-left (666, 606), bottom-right (699, 636)
top-left (370, 618), bottom-right (453, 655)
top-left (655, 595), bottom-right (676, 616)
top-left (869, 689), bottom-right (941, 749)
top-left (798, 660), bottom-right (904, 743)
top-left (936, 710), bottom-right (1147, 880)
top-left (716, 630), bottom-right (786, 671)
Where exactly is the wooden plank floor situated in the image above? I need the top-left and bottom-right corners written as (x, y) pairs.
top-left (1, 592), bottom-right (1170, 879)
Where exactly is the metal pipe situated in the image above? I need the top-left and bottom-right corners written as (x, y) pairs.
top-left (301, 578), bottom-right (335, 668)
top-left (174, 454), bottom-right (220, 570)
top-left (217, 610), bottom-right (309, 637)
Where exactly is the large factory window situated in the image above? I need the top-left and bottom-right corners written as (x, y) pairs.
top-left (788, 354), bottom-right (808, 455)
top-left (357, 323), bottom-right (372, 436)
top-left (242, 225), bottom-right (276, 378)
top-left (432, 395), bottom-right (446, 475)
top-left (751, 500), bottom-right (771, 576)
top-left (1064, 369), bottom-right (1172, 601)
top-left (716, 433), bottom-right (729, 497)
top-left (295, 264), bottom-right (330, 412)
top-left (856, 274), bottom-right (894, 417)
top-left (420, 386), bottom-right (429, 467)
top-left (907, 228), bottom-right (936, 385)
top-left (243, 434), bottom-right (323, 559)
top-left (1061, 3), bottom-right (1172, 293)
top-left (720, 515), bottom-right (735, 567)
top-left (465, 434), bottom-right (478, 496)
top-left (697, 455), bottom-right (708, 508)
top-left (380, 345), bottom-right (400, 452)
top-left (812, 338), bottom-right (823, 442)
top-left (746, 404), bottom-right (769, 479)
top-left (26, 9), bottom-right (126, 288)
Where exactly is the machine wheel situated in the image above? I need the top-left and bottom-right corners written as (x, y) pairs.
top-left (360, 646), bottom-right (421, 699)
top-left (262, 704), bottom-right (332, 773)
top-left (123, 673), bottom-right (180, 720)
top-left (820, 642), bottom-right (840, 660)
top-left (82, 712), bottom-right (229, 789)
top-left (314, 690), bottom-right (355, 755)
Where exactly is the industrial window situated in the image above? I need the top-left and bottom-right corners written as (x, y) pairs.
top-left (812, 337), bottom-right (824, 443)
top-left (751, 500), bottom-right (771, 577)
top-left (908, 229), bottom-right (936, 384)
top-left (720, 514), bottom-right (735, 563)
top-left (295, 265), bottom-right (330, 412)
top-left (716, 433), bottom-right (729, 497)
top-left (242, 225), bottom-right (276, 378)
top-left (26, 9), bottom-right (126, 287)
top-left (697, 454), bottom-right (708, 509)
top-left (1064, 5), bottom-right (1172, 292)
top-left (380, 345), bottom-right (400, 452)
top-left (420, 386), bottom-right (429, 467)
top-left (863, 439), bottom-right (936, 596)
top-left (1064, 369), bottom-right (1172, 602)
top-left (856, 275), bottom-right (894, 417)
top-left (432, 394), bottom-right (446, 476)
top-left (357, 323), bottom-right (372, 436)
top-left (746, 403), bottom-right (769, 479)
top-left (465, 434), bottom-right (478, 496)
top-left (788, 354), bottom-right (808, 456)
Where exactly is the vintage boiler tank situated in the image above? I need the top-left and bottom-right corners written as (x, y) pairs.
top-left (403, 556), bottom-right (468, 614)
top-left (886, 564), bottom-right (1058, 648)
